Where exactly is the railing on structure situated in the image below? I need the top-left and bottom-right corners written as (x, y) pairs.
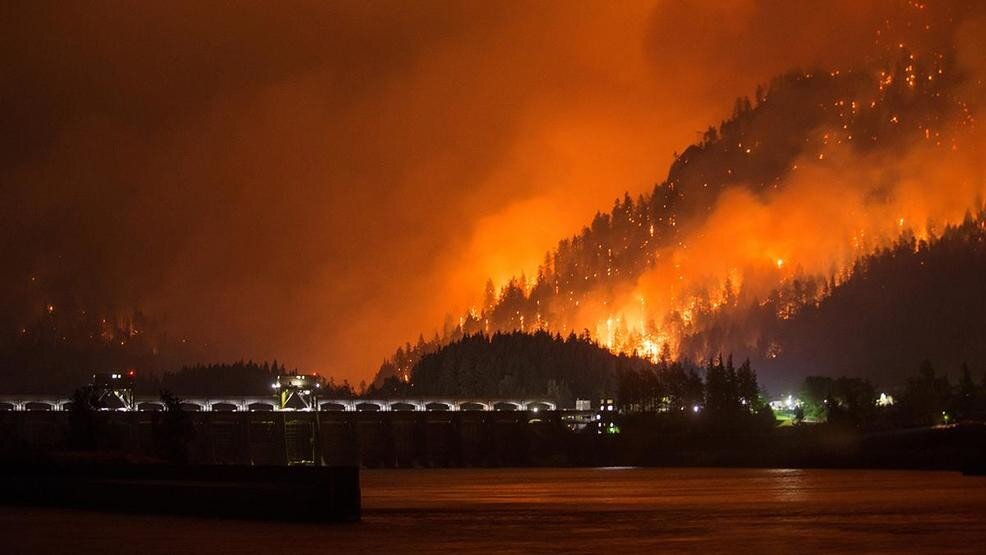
top-left (0, 395), bottom-right (559, 413)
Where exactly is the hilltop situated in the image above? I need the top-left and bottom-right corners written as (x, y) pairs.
top-left (375, 44), bottom-right (978, 390)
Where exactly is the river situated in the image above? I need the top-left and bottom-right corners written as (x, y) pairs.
top-left (3, 467), bottom-right (985, 553)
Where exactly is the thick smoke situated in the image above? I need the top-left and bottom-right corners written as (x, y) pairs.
top-left (608, 126), bottom-right (984, 347)
top-left (1, 2), bottom-right (981, 383)
top-left (577, 3), bottom-right (986, 379)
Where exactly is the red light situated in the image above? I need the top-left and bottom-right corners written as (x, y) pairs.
top-left (127, 370), bottom-right (135, 377)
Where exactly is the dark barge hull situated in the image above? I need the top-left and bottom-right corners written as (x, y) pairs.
top-left (963, 460), bottom-right (986, 476)
top-left (0, 463), bottom-right (360, 522)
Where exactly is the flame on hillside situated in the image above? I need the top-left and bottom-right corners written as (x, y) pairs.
top-left (376, 6), bottom-right (986, 386)
top-left (592, 126), bottom-right (983, 362)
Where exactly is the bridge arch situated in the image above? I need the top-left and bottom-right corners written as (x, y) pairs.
top-left (460, 401), bottom-right (487, 411)
top-left (179, 402), bottom-right (203, 412)
top-left (494, 401), bottom-right (520, 411)
top-left (247, 402), bottom-right (274, 412)
top-left (212, 402), bottom-right (238, 412)
top-left (320, 402), bottom-right (347, 411)
top-left (526, 401), bottom-right (553, 412)
top-left (390, 402), bottom-right (417, 411)
top-left (355, 402), bottom-right (381, 412)
top-left (0, 402), bottom-right (14, 411)
top-left (425, 402), bottom-right (451, 411)
top-left (137, 402), bottom-right (164, 412)
top-left (25, 401), bottom-right (53, 411)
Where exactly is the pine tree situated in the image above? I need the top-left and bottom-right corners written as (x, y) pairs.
top-left (955, 362), bottom-right (977, 420)
top-left (704, 356), bottom-right (728, 416)
top-left (736, 358), bottom-right (760, 411)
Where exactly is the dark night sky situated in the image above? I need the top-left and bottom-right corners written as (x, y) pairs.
top-left (1, 1), bottom-right (981, 382)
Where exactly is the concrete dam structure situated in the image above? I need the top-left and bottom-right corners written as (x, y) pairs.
top-left (0, 374), bottom-right (596, 467)
top-left (0, 407), bottom-right (592, 467)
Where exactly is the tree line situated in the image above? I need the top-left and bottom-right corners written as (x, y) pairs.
top-left (372, 330), bottom-right (629, 403)
top-left (141, 360), bottom-right (358, 398)
top-left (376, 330), bottom-right (772, 421)
top-left (798, 360), bottom-right (986, 429)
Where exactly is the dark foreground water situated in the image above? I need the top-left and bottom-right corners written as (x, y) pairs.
top-left (2, 468), bottom-right (985, 553)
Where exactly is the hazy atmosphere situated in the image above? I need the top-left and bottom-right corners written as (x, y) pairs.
top-left (4, 4), bottom-right (986, 551)
top-left (2, 1), bottom-right (982, 384)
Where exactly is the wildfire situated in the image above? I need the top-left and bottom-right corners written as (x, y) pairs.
top-left (388, 30), bottom-right (985, 382)
top-left (578, 122), bottom-right (982, 364)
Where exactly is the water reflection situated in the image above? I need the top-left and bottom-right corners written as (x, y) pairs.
top-left (2, 468), bottom-right (984, 553)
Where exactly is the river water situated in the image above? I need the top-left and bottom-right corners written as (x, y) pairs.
top-left (3, 467), bottom-right (985, 553)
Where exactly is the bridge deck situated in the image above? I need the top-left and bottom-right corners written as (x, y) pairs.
top-left (0, 395), bottom-right (558, 412)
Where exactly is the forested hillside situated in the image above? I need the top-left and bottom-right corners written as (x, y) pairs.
top-left (685, 213), bottom-right (986, 389)
top-left (375, 41), bottom-right (976, 389)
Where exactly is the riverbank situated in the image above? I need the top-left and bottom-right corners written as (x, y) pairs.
top-left (3, 409), bottom-right (983, 471)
